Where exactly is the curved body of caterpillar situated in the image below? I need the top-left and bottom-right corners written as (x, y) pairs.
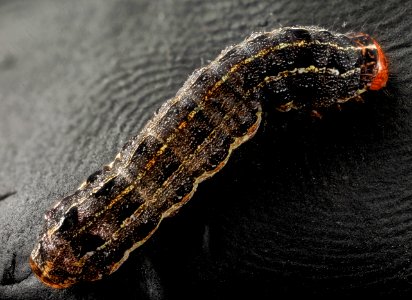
top-left (30, 26), bottom-right (388, 288)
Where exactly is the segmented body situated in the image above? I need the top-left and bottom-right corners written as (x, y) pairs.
top-left (30, 26), bottom-right (388, 288)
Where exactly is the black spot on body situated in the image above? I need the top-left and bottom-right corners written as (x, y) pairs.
top-left (174, 176), bottom-right (195, 203)
top-left (71, 233), bottom-right (105, 258)
top-left (88, 175), bottom-right (132, 220)
top-left (201, 131), bottom-right (233, 172)
top-left (116, 197), bottom-right (144, 224)
top-left (57, 206), bottom-right (79, 234)
top-left (84, 213), bottom-right (161, 272)
top-left (86, 169), bottom-right (104, 184)
top-left (138, 145), bottom-right (182, 194)
top-left (94, 177), bottom-right (117, 198)
top-left (153, 149), bottom-right (181, 184)
top-left (185, 110), bottom-right (215, 148)
top-left (289, 28), bottom-right (313, 41)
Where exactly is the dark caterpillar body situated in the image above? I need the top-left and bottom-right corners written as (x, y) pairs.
top-left (30, 26), bottom-right (388, 288)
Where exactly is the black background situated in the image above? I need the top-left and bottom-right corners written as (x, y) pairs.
top-left (0, 0), bottom-right (411, 299)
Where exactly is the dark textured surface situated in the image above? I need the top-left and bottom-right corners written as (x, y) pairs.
top-left (0, 0), bottom-right (410, 299)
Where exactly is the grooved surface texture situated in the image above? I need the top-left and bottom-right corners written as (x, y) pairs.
top-left (0, 0), bottom-right (411, 299)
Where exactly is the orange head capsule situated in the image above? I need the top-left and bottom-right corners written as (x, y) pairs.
top-left (348, 32), bottom-right (389, 92)
top-left (368, 37), bottom-right (389, 90)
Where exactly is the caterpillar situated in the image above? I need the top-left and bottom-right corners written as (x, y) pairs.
top-left (30, 26), bottom-right (388, 288)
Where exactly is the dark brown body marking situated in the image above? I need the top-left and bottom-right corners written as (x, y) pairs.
top-left (30, 26), bottom-right (388, 288)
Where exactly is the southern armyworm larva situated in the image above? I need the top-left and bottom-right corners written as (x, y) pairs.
top-left (30, 26), bottom-right (388, 288)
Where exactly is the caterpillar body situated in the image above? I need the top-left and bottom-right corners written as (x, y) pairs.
top-left (30, 26), bottom-right (388, 288)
